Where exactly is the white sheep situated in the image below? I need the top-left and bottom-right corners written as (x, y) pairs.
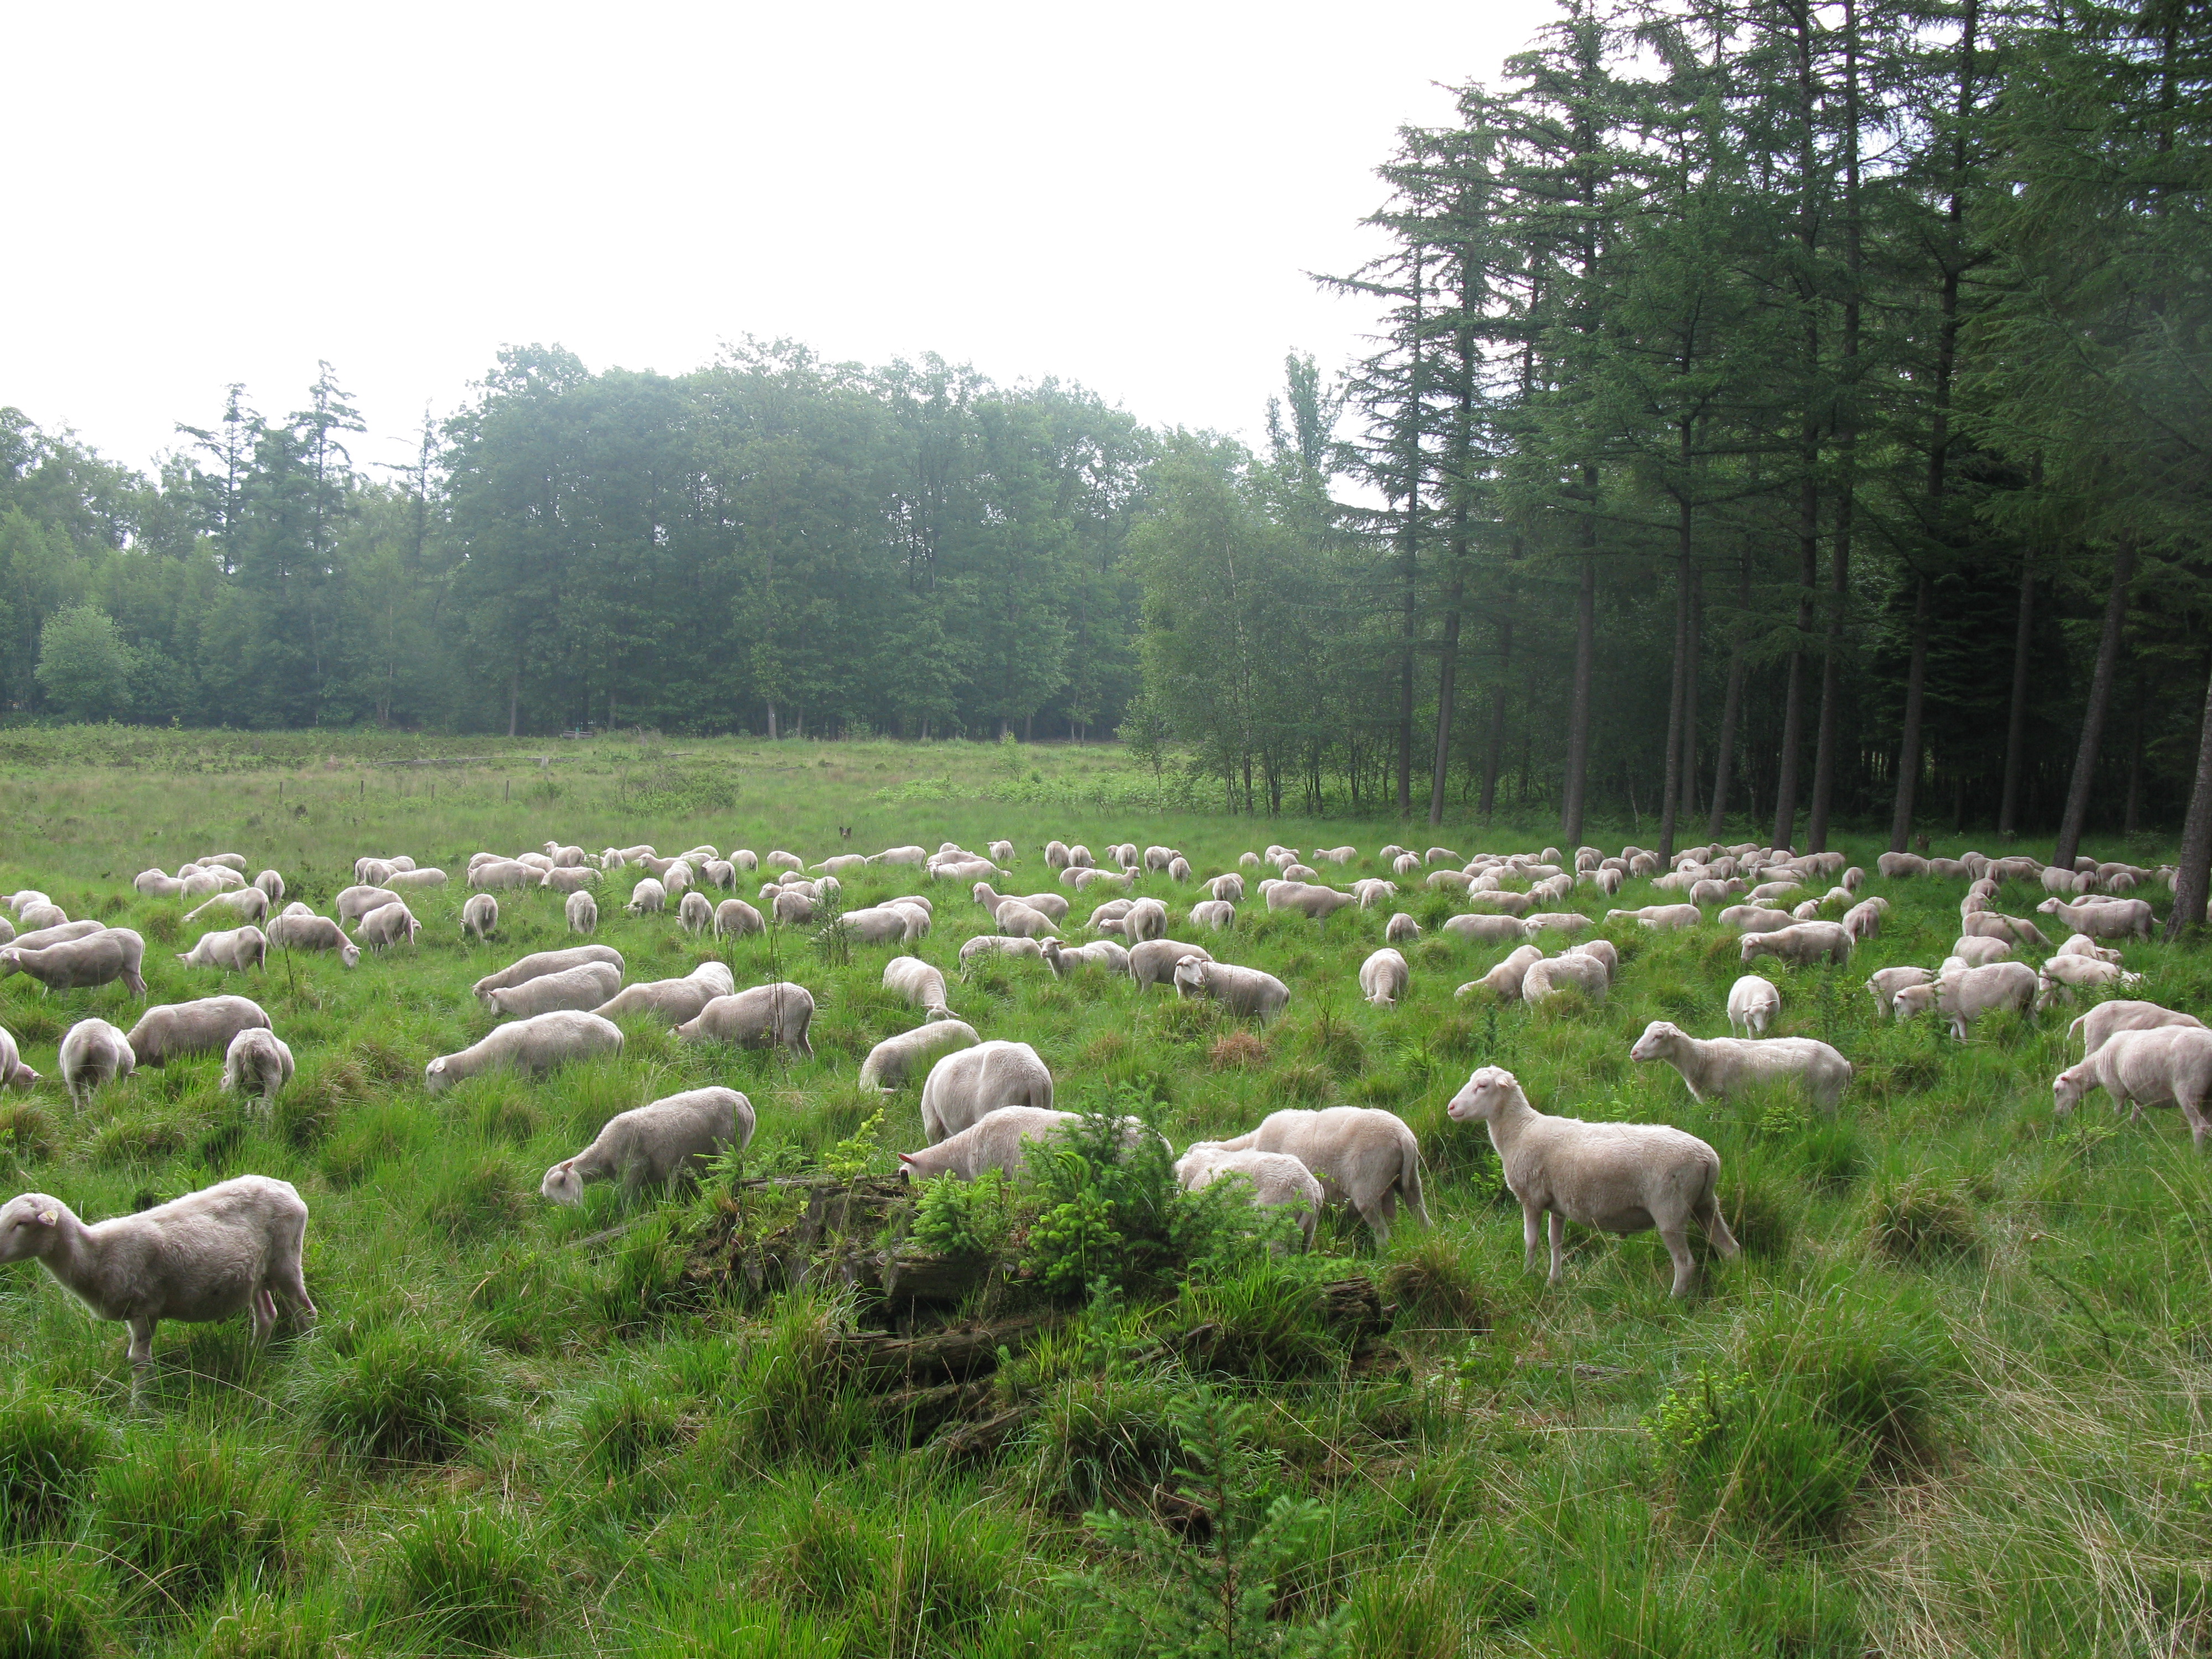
top-left (0, 1176), bottom-right (315, 1381)
top-left (627, 878), bottom-right (669, 916)
top-left (539, 867), bottom-right (597, 894)
top-left (591, 963), bottom-right (737, 1026)
top-left (898, 1107), bottom-right (1099, 1182)
top-left (1442, 914), bottom-right (1530, 946)
top-left (426, 1010), bottom-right (624, 1093)
top-left (1040, 937), bottom-right (1130, 978)
top-left (0, 1027), bottom-right (36, 1092)
top-left (1726, 975), bottom-right (1780, 1037)
top-left (1265, 882), bottom-right (1359, 921)
top-left (1175, 956), bottom-right (1290, 1021)
top-left (385, 867), bottom-right (449, 891)
top-left (2056, 933), bottom-right (2122, 964)
top-left (674, 983), bottom-right (816, 1058)
top-left (958, 935), bottom-right (1047, 971)
top-left (1, 928), bottom-right (149, 998)
top-left (1359, 948), bottom-right (1410, 1009)
top-left (183, 886), bottom-right (269, 927)
top-left (487, 962), bottom-right (624, 1019)
top-left (177, 926), bottom-right (268, 973)
top-left (1522, 952), bottom-right (1608, 1006)
top-left (1128, 938), bottom-right (1212, 991)
top-left (1124, 898), bottom-right (1167, 943)
top-left (357, 901), bottom-right (420, 952)
top-left (2054, 1025), bottom-right (2212, 1145)
top-left (126, 996), bottom-right (271, 1067)
top-left (463, 893), bottom-right (499, 942)
top-left (472, 945), bottom-right (624, 1005)
top-left (220, 1028), bottom-right (294, 1112)
top-left (541, 1087), bottom-right (755, 1204)
top-left (677, 891), bottom-right (713, 935)
top-left (860, 1020), bottom-right (980, 1091)
top-left (1460, 943), bottom-right (1543, 1001)
top-left (712, 898), bottom-right (763, 939)
top-left (1865, 965), bottom-right (1933, 1018)
top-left (133, 869), bottom-right (184, 899)
top-left (2035, 952), bottom-right (2141, 1010)
top-left (919, 1040), bottom-right (1055, 1142)
top-left (1175, 1144), bottom-right (1324, 1250)
top-left (1214, 1107), bottom-right (1427, 1244)
top-left (2037, 896), bottom-right (2154, 941)
top-left (1841, 899), bottom-right (1884, 942)
top-left (1630, 1019), bottom-right (1852, 1111)
top-left (1190, 900), bottom-right (1237, 932)
top-left (1206, 874), bottom-right (1246, 903)
top-left (1609, 903), bottom-right (1701, 931)
top-left (1384, 912), bottom-right (1420, 945)
top-left (2070, 999), bottom-right (2204, 1058)
top-left (884, 956), bottom-right (956, 1019)
top-left (1447, 1067), bottom-right (1736, 1297)
top-left (335, 885), bottom-right (403, 927)
top-left (58, 1018), bottom-right (135, 1105)
top-left (1961, 910), bottom-right (2054, 948)
top-left (1894, 961), bottom-right (2039, 1039)
top-left (1739, 922), bottom-right (1852, 967)
top-left (265, 912), bottom-right (361, 968)
top-left (1949, 935), bottom-right (2013, 968)
top-left (992, 899), bottom-right (1060, 940)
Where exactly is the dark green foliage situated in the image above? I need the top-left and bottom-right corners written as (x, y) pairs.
top-left (0, 1548), bottom-right (112, 1659)
top-left (1866, 1171), bottom-right (1981, 1264)
top-left (0, 1391), bottom-right (111, 1544)
top-left (92, 1430), bottom-right (302, 1613)
top-left (382, 1501), bottom-right (544, 1652)
top-left (295, 1323), bottom-right (498, 1462)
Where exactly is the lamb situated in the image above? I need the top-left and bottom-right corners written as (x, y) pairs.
top-left (462, 893), bottom-right (499, 942)
top-left (2035, 952), bottom-right (2140, 1009)
top-left (220, 1028), bottom-right (294, 1111)
top-left (1190, 900), bottom-right (1237, 932)
top-left (1425, 870), bottom-right (1474, 894)
top-left (545, 843), bottom-right (589, 868)
top-left (541, 1087), bottom-right (754, 1204)
top-left (675, 983), bottom-right (817, 1058)
top-left (2056, 933), bottom-right (2123, 964)
top-left (1173, 956), bottom-right (1291, 1021)
top-left (812, 854), bottom-right (870, 878)
top-left (0, 1027), bottom-right (35, 1092)
top-left (1522, 952), bottom-right (1609, 1006)
top-left (356, 901), bottom-right (420, 952)
top-left (1447, 1067), bottom-right (1735, 1297)
top-left (1726, 974), bottom-right (1781, 1037)
top-left (1214, 1107), bottom-right (1427, 1244)
top-left (1609, 904), bottom-right (1701, 931)
top-left (2069, 999), bottom-right (2205, 1058)
top-left (884, 956), bottom-right (957, 1019)
top-left (58, 1019), bottom-right (135, 1105)
top-left (1865, 965), bottom-right (1933, 1018)
top-left (592, 963), bottom-right (738, 1027)
top-left (1442, 914), bottom-right (1531, 946)
top-left (1629, 1019), bottom-right (1852, 1112)
top-left (126, 996), bottom-right (272, 1067)
top-left (264, 912), bottom-right (361, 968)
top-left (2037, 896), bottom-right (2154, 941)
top-left (1124, 898), bottom-right (1168, 943)
top-left (992, 899), bottom-right (1061, 940)
top-left (384, 867), bottom-right (448, 891)
top-left (1359, 948), bottom-right (1410, 1009)
top-left (1460, 943), bottom-right (1543, 1001)
top-left (1128, 938), bottom-right (1213, 992)
top-left (177, 926), bottom-right (267, 973)
top-left (426, 1010), bottom-right (624, 1093)
top-left (713, 898), bottom-right (763, 939)
top-left (1738, 922), bottom-right (1852, 967)
top-left (1895, 961), bottom-right (2039, 1039)
top-left (0, 1176), bottom-right (315, 1382)
top-left (1174, 1145), bottom-right (1324, 1250)
top-left (859, 1020), bottom-right (980, 1091)
top-left (2053, 1025), bottom-right (2212, 1146)
top-left (1949, 935), bottom-right (2013, 968)
top-left (1087, 899), bottom-right (1136, 935)
top-left (1385, 912), bottom-right (1420, 945)
top-left (335, 885), bottom-right (403, 927)
top-left (627, 878), bottom-right (669, 916)
top-left (919, 1040), bottom-right (1055, 1141)
top-left (898, 1107), bottom-right (1093, 1182)
top-left (1041, 938), bottom-right (1131, 978)
top-left (0, 929), bottom-right (149, 998)
top-left (6, 890), bottom-right (51, 916)
top-left (1265, 882), bottom-right (1359, 921)
top-left (487, 961), bottom-right (624, 1019)
top-left (1962, 910), bottom-right (2054, 948)
top-left (472, 945), bottom-right (624, 1006)
top-left (1206, 874), bottom-right (1246, 902)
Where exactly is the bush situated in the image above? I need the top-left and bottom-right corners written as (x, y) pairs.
top-left (0, 1547), bottom-right (112, 1659)
top-left (1020, 1373), bottom-right (1190, 1514)
top-left (1866, 1171), bottom-right (1980, 1264)
top-left (383, 1501), bottom-right (544, 1652)
top-left (910, 1168), bottom-right (1017, 1258)
top-left (296, 1322), bottom-right (498, 1462)
top-left (0, 1391), bottom-right (112, 1543)
top-left (1172, 1261), bottom-right (1348, 1381)
top-left (93, 1430), bottom-right (302, 1613)
top-left (577, 1376), bottom-right (687, 1475)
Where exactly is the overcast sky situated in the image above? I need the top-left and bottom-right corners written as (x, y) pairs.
top-left (8, 1), bottom-right (1548, 478)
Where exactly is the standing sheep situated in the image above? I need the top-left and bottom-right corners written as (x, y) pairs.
top-left (487, 962), bottom-right (624, 1019)
top-left (178, 926), bottom-right (268, 973)
top-left (2069, 1000), bottom-right (2205, 1058)
top-left (678, 891), bottom-right (714, 935)
top-left (898, 1107), bottom-right (1097, 1182)
top-left (462, 893), bottom-right (499, 942)
top-left (126, 997), bottom-right (272, 1067)
top-left (883, 956), bottom-right (956, 1019)
top-left (1173, 957), bottom-right (1291, 1021)
top-left (265, 912), bottom-right (361, 968)
top-left (591, 963), bottom-right (737, 1027)
top-left (674, 983), bottom-right (817, 1058)
top-left (0, 1027), bottom-right (36, 1091)
top-left (1041, 938), bottom-right (1131, 978)
top-left (1128, 938), bottom-right (1214, 992)
top-left (184, 887), bottom-right (269, 927)
top-left (1359, 948), bottom-right (1410, 1009)
top-left (58, 1019), bottom-right (135, 1106)
top-left (859, 1020), bottom-right (981, 1092)
top-left (713, 898), bottom-right (763, 940)
top-left (566, 890), bottom-right (599, 935)
top-left (628, 878), bottom-right (668, 916)
top-left (1124, 898), bottom-right (1168, 943)
top-left (2053, 1025), bottom-right (2212, 1146)
top-left (1447, 1067), bottom-right (1736, 1297)
top-left (1174, 1145), bottom-right (1324, 1251)
top-left (919, 1040), bottom-right (1055, 1142)
top-left (541, 1088), bottom-right (754, 1204)
top-left (2037, 896), bottom-right (2154, 941)
top-left (0, 928), bottom-right (148, 998)
top-left (1865, 966), bottom-right (1933, 1018)
top-left (472, 946), bottom-right (625, 1006)
top-left (1214, 1107), bottom-right (1427, 1244)
top-left (1725, 975), bottom-right (1780, 1038)
top-left (1385, 912), bottom-right (1420, 945)
top-left (1893, 961), bottom-right (2039, 1040)
top-left (356, 901), bottom-right (420, 952)
top-left (1190, 900), bottom-right (1237, 932)
top-left (1739, 922), bottom-right (1853, 967)
top-left (220, 1028), bottom-right (295, 1112)
top-left (1629, 1020), bottom-right (1851, 1112)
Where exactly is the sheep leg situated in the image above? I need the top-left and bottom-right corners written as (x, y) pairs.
top-left (1358, 1191), bottom-right (1395, 1248)
top-left (252, 1287), bottom-right (278, 1339)
top-left (1521, 1203), bottom-right (1545, 1275)
top-left (126, 1317), bottom-right (157, 1371)
top-left (2179, 1089), bottom-right (2212, 1150)
top-left (1659, 1225), bottom-right (1699, 1297)
top-left (1546, 1211), bottom-right (1567, 1286)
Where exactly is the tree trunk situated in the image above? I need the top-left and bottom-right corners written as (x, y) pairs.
top-left (2052, 541), bottom-right (2138, 870)
top-left (1561, 524), bottom-right (1597, 842)
top-left (767, 703), bottom-right (779, 741)
top-left (1772, 460), bottom-right (1817, 851)
top-left (1658, 539), bottom-right (1694, 865)
top-left (508, 665), bottom-right (520, 738)
top-left (1888, 575), bottom-right (1933, 853)
top-left (2164, 659), bottom-right (2212, 941)
top-left (1683, 568), bottom-right (1703, 824)
top-left (1997, 547), bottom-right (2036, 836)
top-left (1428, 321), bottom-right (1477, 828)
top-left (1708, 545), bottom-right (1752, 841)
top-left (1480, 617), bottom-right (1513, 821)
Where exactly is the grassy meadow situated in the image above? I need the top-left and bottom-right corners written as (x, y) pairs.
top-left (1, 728), bottom-right (2208, 1657)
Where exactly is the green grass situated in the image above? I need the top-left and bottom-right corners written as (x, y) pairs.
top-left (0, 727), bottom-right (2204, 1652)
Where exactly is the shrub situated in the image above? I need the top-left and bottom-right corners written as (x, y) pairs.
top-left (0, 1547), bottom-right (112, 1659)
top-left (910, 1168), bottom-right (1016, 1259)
top-left (1020, 1373), bottom-right (1189, 1514)
top-left (93, 1430), bottom-right (302, 1613)
top-left (1865, 1171), bottom-right (1979, 1264)
top-left (1380, 1235), bottom-right (1489, 1331)
top-left (384, 1501), bottom-right (544, 1652)
top-left (0, 1391), bottom-right (112, 1543)
top-left (577, 1376), bottom-right (687, 1476)
top-left (296, 1322), bottom-right (498, 1462)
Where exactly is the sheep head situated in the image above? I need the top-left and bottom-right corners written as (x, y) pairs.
top-left (1447, 1066), bottom-right (1524, 1123)
top-left (1628, 1021), bottom-right (1684, 1063)
top-left (540, 1160), bottom-right (585, 1206)
top-left (2052, 1065), bottom-right (2094, 1118)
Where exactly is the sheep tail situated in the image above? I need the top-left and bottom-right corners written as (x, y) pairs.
top-left (1400, 1140), bottom-right (1432, 1228)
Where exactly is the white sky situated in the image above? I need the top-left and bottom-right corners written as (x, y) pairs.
top-left (7, 0), bottom-right (1548, 479)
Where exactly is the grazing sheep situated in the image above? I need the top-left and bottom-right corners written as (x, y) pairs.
top-left (1394, 853), bottom-right (1422, 877)
top-left (134, 869), bottom-right (185, 899)
top-left (385, 867), bottom-right (449, 891)
top-left (1726, 974), bottom-right (1781, 1038)
top-left (1865, 965), bottom-right (1933, 1018)
top-left (1359, 948), bottom-right (1410, 1009)
top-left (1841, 899), bottom-right (1884, 942)
top-left (426, 1010), bottom-right (623, 1093)
top-left (335, 885), bottom-right (402, 928)
top-left (1350, 879), bottom-right (1397, 909)
top-left (591, 963), bottom-right (737, 1027)
top-left (1044, 841), bottom-right (1072, 872)
top-left (0, 929), bottom-right (149, 998)
top-left (884, 956), bottom-right (956, 1019)
top-left (177, 926), bottom-right (268, 973)
top-left (1609, 903), bottom-right (1701, 931)
top-left (1961, 910), bottom-right (2054, 948)
top-left (919, 1040), bottom-right (1055, 1142)
top-left (1385, 912), bottom-right (1420, 945)
top-left (0, 1027), bottom-right (37, 1092)
top-left (1629, 1020), bottom-right (1852, 1112)
top-left (181, 886), bottom-right (270, 928)
top-left (462, 893), bottom-right (499, 942)
top-left (1215, 1107), bottom-right (1427, 1244)
top-left (126, 996), bottom-right (272, 1067)
top-left (2056, 933), bottom-right (2123, 964)
top-left (1175, 1145), bottom-right (1324, 1250)
top-left (2036, 953), bottom-right (2140, 1010)
top-left (2054, 1025), bottom-right (2212, 1146)
top-left (674, 983), bottom-right (816, 1058)
top-left (2070, 999), bottom-right (2205, 1058)
top-left (1206, 874), bottom-right (1246, 902)
top-left (488, 962), bottom-right (624, 1019)
top-left (1190, 899), bottom-right (1237, 932)
top-left (992, 899), bottom-right (1060, 940)
top-left (1877, 852), bottom-right (1928, 878)
top-left (536, 867), bottom-right (598, 895)
top-left (356, 901), bottom-right (420, 952)
top-left (676, 890), bottom-right (713, 936)
top-left (468, 859), bottom-right (540, 893)
top-left (1447, 1067), bottom-right (1735, 1297)
top-left (541, 1087), bottom-right (754, 1204)
top-left (1460, 943), bottom-right (1543, 1001)
top-left (1087, 899), bottom-right (1136, 936)
top-left (1896, 961), bottom-right (2039, 1040)
top-left (1522, 952), bottom-right (1609, 1007)
top-left (0, 1176), bottom-right (314, 1381)
top-left (2037, 896), bottom-right (2154, 941)
top-left (58, 1019), bottom-right (135, 1106)
top-left (221, 1028), bottom-right (294, 1111)
top-left (1173, 956), bottom-right (1291, 1022)
top-left (898, 1107), bottom-right (1099, 1182)
top-left (1739, 922), bottom-right (1852, 967)
top-left (1124, 898), bottom-right (1168, 943)
top-left (1567, 938), bottom-right (1619, 978)
top-left (712, 898), bottom-right (763, 940)
top-left (626, 878), bottom-right (668, 917)
top-left (1718, 905), bottom-right (1797, 933)
top-left (1442, 914), bottom-right (1530, 946)
top-left (1128, 938), bottom-right (1214, 992)
top-left (265, 912), bottom-right (361, 968)
top-left (1040, 937), bottom-right (1130, 979)
top-left (472, 946), bottom-right (625, 1006)
top-left (1949, 935), bottom-right (2013, 968)
top-left (1523, 912), bottom-right (1592, 937)
top-left (859, 1020), bottom-right (980, 1092)
top-left (1265, 881), bottom-right (1359, 921)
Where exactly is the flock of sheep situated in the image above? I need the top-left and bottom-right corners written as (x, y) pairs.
top-left (0, 831), bottom-right (2200, 1388)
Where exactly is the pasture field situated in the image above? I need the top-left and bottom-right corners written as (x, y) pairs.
top-left (1, 731), bottom-right (2208, 1658)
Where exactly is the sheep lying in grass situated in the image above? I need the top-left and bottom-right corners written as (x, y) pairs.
top-left (1175, 1145), bottom-right (1324, 1251)
top-left (1447, 1066), bottom-right (1736, 1298)
top-left (0, 928), bottom-right (148, 998)
top-left (126, 996), bottom-right (272, 1067)
top-left (1726, 974), bottom-right (1780, 1037)
top-left (1629, 1019), bottom-right (1852, 1112)
top-left (1893, 961), bottom-right (2038, 1040)
top-left (2069, 999), bottom-right (2204, 1058)
top-left (920, 1040), bottom-right (1055, 1142)
top-left (178, 926), bottom-right (267, 973)
top-left (487, 961), bottom-right (623, 1019)
top-left (592, 963), bottom-right (736, 1027)
top-left (1041, 938), bottom-right (1130, 979)
top-left (426, 1010), bottom-right (624, 1093)
top-left (472, 946), bottom-right (624, 1007)
top-left (2054, 1025), bottom-right (2212, 1146)
top-left (462, 894), bottom-right (499, 942)
top-left (221, 1028), bottom-right (294, 1112)
top-left (1359, 948), bottom-right (1410, 1009)
top-left (2035, 953), bottom-right (2141, 1010)
top-left (898, 1107), bottom-right (1093, 1182)
top-left (859, 1020), bottom-right (980, 1092)
top-left (0, 1175), bottom-right (315, 1384)
top-left (58, 1019), bottom-right (133, 1106)
top-left (674, 984), bottom-right (816, 1059)
top-left (1739, 921), bottom-right (1851, 967)
top-left (1174, 957), bottom-right (1291, 1022)
top-left (1459, 943), bottom-right (1543, 1001)
top-left (541, 1087), bottom-right (755, 1205)
top-left (1129, 938), bottom-right (1213, 992)
top-left (1214, 1106), bottom-right (1427, 1244)
top-left (265, 911), bottom-right (361, 968)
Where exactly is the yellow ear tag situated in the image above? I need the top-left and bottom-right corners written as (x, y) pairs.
top-left (38, 1210), bottom-right (58, 1225)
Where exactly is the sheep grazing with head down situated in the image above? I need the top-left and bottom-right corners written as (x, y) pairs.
top-left (462, 893), bottom-right (499, 942)
top-left (487, 961), bottom-right (623, 1019)
top-left (0, 1027), bottom-right (38, 1092)
top-left (426, 1010), bottom-right (624, 1093)
top-left (221, 1027), bottom-right (294, 1112)
top-left (2037, 896), bottom-right (2154, 941)
top-left (1, 928), bottom-right (148, 998)
top-left (184, 886), bottom-right (269, 927)
top-left (472, 946), bottom-right (624, 1006)
top-left (541, 1087), bottom-right (755, 1205)
top-left (1214, 1106), bottom-right (1427, 1244)
top-left (356, 901), bottom-right (420, 953)
top-left (1174, 1144), bottom-right (1324, 1251)
top-left (0, 1175), bottom-right (315, 1385)
top-left (1448, 1066), bottom-right (1736, 1297)
top-left (898, 1107), bottom-right (1092, 1183)
top-left (1359, 948), bottom-right (1410, 1009)
top-left (265, 911), bottom-right (360, 968)
top-left (2035, 952), bottom-right (2141, 1010)
top-left (1726, 974), bottom-right (1780, 1037)
top-left (592, 962), bottom-right (736, 1027)
top-left (1128, 938), bottom-right (1213, 992)
top-left (1892, 961), bottom-right (2038, 1040)
top-left (1739, 922), bottom-right (1852, 967)
top-left (2054, 1025), bottom-right (2212, 1146)
top-left (1384, 911), bottom-right (1420, 945)
top-left (1629, 1019), bottom-right (1852, 1112)
top-left (1174, 956), bottom-right (1290, 1022)
top-left (178, 926), bottom-right (268, 974)
top-left (2069, 999), bottom-right (2205, 1058)
top-left (1460, 943), bottom-right (1543, 1002)
top-left (674, 983), bottom-right (816, 1059)
top-left (58, 1019), bottom-right (134, 1107)
top-left (1188, 900), bottom-right (1236, 933)
top-left (1865, 965), bottom-right (1932, 1018)
top-left (883, 956), bottom-right (956, 1020)
top-left (859, 1020), bottom-right (980, 1092)
top-left (126, 996), bottom-right (272, 1068)
top-left (919, 1040), bottom-right (1055, 1142)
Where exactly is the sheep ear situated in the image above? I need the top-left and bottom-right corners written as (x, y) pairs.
top-left (897, 1152), bottom-right (916, 1165)
top-left (35, 1209), bottom-right (57, 1227)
